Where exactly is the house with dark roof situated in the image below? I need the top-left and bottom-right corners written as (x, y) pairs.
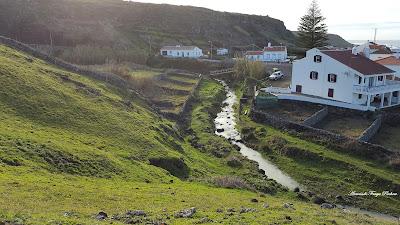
top-left (286, 48), bottom-right (400, 111)
top-left (160, 45), bottom-right (203, 58)
top-left (245, 43), bottom-right (287, 62)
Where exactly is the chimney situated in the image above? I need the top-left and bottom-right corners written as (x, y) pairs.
top-left (268, 42), bottom-right (272, 47)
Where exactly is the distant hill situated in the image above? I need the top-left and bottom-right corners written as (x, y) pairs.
top-left (0, 0), bottom-right (350, 64)
top-left (292, 31), bottom-right (353, 48)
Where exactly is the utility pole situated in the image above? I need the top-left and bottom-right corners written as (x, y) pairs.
top-left (209, 41), bottom-right (213, 60)
top-left (374, 28), bottom-right (377, 43)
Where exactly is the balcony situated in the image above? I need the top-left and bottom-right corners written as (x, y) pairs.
top-left (353, 80), bottom-right (400, 94)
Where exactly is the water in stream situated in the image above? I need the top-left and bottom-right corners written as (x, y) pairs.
top-left (213, 79), bottom-right (399, 222)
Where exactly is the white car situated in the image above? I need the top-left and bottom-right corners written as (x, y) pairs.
top-left (269, 71), bottom-right (284, 80)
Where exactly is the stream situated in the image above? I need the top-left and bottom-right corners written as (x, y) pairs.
top-left (213, 79), bottom-right (399, 222)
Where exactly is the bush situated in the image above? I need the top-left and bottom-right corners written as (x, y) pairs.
top-left (226, 156), bottom-right (243, 168)
top-left (213, 176), bottom-right (251, 190)
top-left (267, 136), bottom-right (288, 150)
top-left (233, 58), bottom-right (266, 81)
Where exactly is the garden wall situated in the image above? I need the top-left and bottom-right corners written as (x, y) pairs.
top-left (302, 107), bottom-right (328, 126)
top-left (250, 106), bottom-right (395, 160)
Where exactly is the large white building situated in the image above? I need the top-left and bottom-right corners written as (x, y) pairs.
top-left (217, 48), bottom-right (229, 56)
top-left (245, 43), bottom-right (287, 62)
top-left (289, 48), bottom-right (400, 111)
top-left (160, 46), bottom-right (203, 58)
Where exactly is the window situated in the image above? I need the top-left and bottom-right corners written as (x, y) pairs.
top-left (296, 85), bottom-right (302, 93)
top-left (162, 51), bottom-right (168, 56)
top-left (310, 71), bottom-right (319, 80)
top-left (358, 94), bottom-right (362, 99)
top-left (378, 76), bottom-right (384, 81)
top-left (187, 52), bottom-right (189, 56)
top-left (394, 92), bottom-right (399, 97)
top-left (314, 55), bottom-right (322, 63)
top-left (358, 76), bottom-right (362, 84)
top-left (328, 88), bottom-right (334, 98)
top-left (328, 74), bottom-right (337, 83)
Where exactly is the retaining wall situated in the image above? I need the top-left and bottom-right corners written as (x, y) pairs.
top-left (250, 107), bottom-right (395, 160)
top-left (358, 115), bottom-right (383, 142)
top-left (303, 107), bottom-right (329, 127)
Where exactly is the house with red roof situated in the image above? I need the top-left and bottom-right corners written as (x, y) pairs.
top-left (286, 48), bottom-right (400, 111)
top-left (376, 56), bottom-right (400, 78)
top-left (245, 43), bottom-right (287, 62)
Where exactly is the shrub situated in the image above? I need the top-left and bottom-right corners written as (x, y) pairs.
top-left (226, 156), bottom-right (243, 168)
top-left (213, 176), bottom-right (251, 190)
top-left (267, 136), bottom-right (288, 150)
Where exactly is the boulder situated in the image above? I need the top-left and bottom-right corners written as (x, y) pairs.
top-left (321, 203), bottom-right (336, 209)
top-left (126, 210), bottom-right (147, 217)
top-left (96, 211), bottom-right (108, 220)
top-left (175, 207), bottom-right (196, 218)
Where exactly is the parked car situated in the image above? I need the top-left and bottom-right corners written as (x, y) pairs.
top-left (269, 71), bottom-right (284, 80)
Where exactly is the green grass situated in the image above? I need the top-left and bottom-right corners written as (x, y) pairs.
top-left (236, 94), bottom-right (400, 215)
top-left (0, 45), bottom-right (396, 224)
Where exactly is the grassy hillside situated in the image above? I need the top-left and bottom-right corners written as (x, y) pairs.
top-left (0, 44), bottom-right (396, 224)
top-left (0, 0), bottom-right (349, 65)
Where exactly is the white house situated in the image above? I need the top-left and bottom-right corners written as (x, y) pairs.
top-left (160, 46), bottom-right (203, 58)
top-left (245, 43), bottom-right (288, 62)
top-left (288, 48), bottom-right (399, 111)
top-left (376, 56), bottom-right (400, 78)
top-left (217, 48), bottom-right (229, 56)
top-left (355, 42), bottom-right (394, 61)
top-left (245, 51), bottom-right (264, 61)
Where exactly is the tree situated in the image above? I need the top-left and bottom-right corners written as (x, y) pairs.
top-left (297, 0), bottom-right (328, 49)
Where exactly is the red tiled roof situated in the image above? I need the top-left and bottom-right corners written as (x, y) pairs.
top-left (245, 51), bottom-right (263, 55)
top-left (263, 46), bottom-right (287, 52)
top-left (321, 50), bottom-right (395, 75)
top-left (376, 56), bottom-right (400, 66)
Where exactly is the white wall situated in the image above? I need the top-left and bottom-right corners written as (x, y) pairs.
top-left (291, 48), bottom-right (361, 105)
top-left (263, 51), bottom-right (287, 62)
top-left (160, 47), bottom-right (203, 58)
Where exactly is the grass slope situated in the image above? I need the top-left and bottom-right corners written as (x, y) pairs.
top-left (0, 45), bottom-right (395, 224)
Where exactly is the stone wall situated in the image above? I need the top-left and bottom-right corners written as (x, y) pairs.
top-left (250, 107), bottom-right (395, 160)
top-left (303, 107), bottom-right (329, 127)
top-left (358, 115), bottom-right (383, 142)
top-left (176, 76), bottom-right (203, 123)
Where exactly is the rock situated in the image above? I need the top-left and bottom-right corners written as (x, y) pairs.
top-left (216, 208), bottom-right (224, 213)
top-left (96, 211), bottom-right (108, 220)
top-left (293, 187), bottom-right (300, 193)
top-left (285, 215), bottom-right (292, 221)
top-left (335, 195), bottom-right (344, 201)
top-left (263, 203), bottom-right (270, 209)
top-left (227, 208), bottom-right (235, 212)
top-left (258, 169), bottom-right (266, 175)
top-left (175, 207), bottom-right (196, 218)
top-left (239, 207), bottom-right (257, 214)
top-left (321, 203), bottom-right (336, 209)
top-left (312, 196), bottom-right (326, 205)
top-left (216, 128), bottom-right (225, 133)
top-left (126, 210), bottom-right (147, 217)
top-left (250, 198), bottom-right (258, 203)
top-left (196, 217), bottom-right (213, 224)
top-left (283, 203), bottom-right (295, 210)
top-left (296, 192), bottom-right (309, 201)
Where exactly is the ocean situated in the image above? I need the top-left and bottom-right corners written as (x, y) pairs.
top-left (349, 40), bottom-right (400, 48)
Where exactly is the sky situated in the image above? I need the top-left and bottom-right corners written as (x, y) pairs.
top-left (134, 0), bottom-right (400, 41)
